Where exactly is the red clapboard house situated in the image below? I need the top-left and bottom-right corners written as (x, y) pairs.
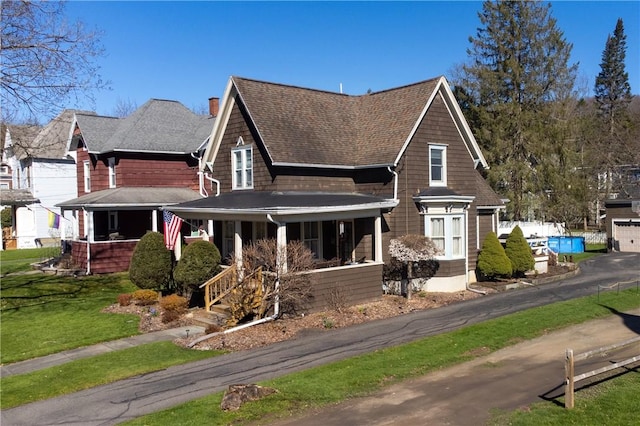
top-left (57, 98), bottom-right (217, 273)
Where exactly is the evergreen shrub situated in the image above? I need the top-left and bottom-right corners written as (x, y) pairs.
top-left (505, 225), bottom-right (535, 277)
top-left (129, 232), bottom-right (172, 291)
top-left (173, 240), bottom-right (221, 298)
top-left (477, 232), bottom-right (512, 280)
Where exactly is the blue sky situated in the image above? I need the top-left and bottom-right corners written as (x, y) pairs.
top-left (64, 1), bottom-right (640, 118)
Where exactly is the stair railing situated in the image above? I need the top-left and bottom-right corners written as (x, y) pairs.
top-left (200, 265), bottom-right (264, 313)
top-left (200, 265), bottom-right (237, 312)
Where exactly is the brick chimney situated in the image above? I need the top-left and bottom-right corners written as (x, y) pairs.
top-left (208, 97), bottom-right (219, 117)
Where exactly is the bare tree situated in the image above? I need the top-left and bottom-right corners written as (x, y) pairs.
top-left (227, 239), bottom-right (315, 325)
top-left (111, 97), bottom-right (138, 118)
top-left (1, 0), bottom-right (108, 122)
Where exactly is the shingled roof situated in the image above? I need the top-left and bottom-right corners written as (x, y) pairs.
top-left (230, 77), bottom-right (442, 167)
top-left (74, 99), bottom-right (214, 154)
top-left (208, 76), bottom-right (487, 171)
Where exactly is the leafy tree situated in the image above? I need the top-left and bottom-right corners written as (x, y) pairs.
top-left (173, 240), bottom-right (221, 301)
top-left (1, 0), bottom-right (107, 122)
top-left (1, 208), bottom-right (12, 228)
top-left (456, 0), bottom-right (578, 220)
top-left (129, 232), bottom-right (172, 291)
top-left (504, 225), bottom-right (534, 277)
top-left (477, 232), bottom-right (512, 280)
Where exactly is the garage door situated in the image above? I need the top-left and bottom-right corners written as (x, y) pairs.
top-left (613, 222), bottom-right (640, 252)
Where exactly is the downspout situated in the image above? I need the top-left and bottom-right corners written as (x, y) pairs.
top-left (387, 166), bottom-right (399, 201)
top-left (465, 205), bottom-right (486, 295)
top-left (203, 173), bottom-right (220, 196)
top-left (82, 207), bottom-right (91, 275)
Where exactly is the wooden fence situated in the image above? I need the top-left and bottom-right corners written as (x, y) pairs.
top-left (564, 336), bottom-right (640, 408)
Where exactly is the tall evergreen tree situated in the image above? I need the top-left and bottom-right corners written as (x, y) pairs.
top-left (456, 1), bottom-right (578, 220)
top-left (592, 18), bottom-right (635, 202)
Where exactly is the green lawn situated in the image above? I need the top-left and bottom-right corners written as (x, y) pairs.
top-left (1, 271), bottom-right (140, 363)
top-left (123, 289), bottom-right (640, 426)
top-left (0, 341), bottom-right (224, 409)
top-left (0, 247), bottom-right (60, 275)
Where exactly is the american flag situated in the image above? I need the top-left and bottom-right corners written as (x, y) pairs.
top-left (163, 211), bottom-right (183, 250)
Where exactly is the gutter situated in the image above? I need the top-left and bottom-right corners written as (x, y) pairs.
top-left (464, 205), bottom-right (486, 295)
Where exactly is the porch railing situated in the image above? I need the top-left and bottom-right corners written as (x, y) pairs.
top-left (201, 265), bottom-right (237, 312)
top-left (200, 265), bottom-right (263, 313)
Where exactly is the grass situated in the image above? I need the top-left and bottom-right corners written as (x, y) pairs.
top-left (489, 372), bottom-right (639, 425)
top-left (1, 271), bottom-right (140, 364)
top-left (122, 288), bottom-right (640, 426)
top-left (0, 246), bottom-right (61, 275)
top-left (558, 243), bottom-right (607, 264)
top-left (0, 341), bottom-right (224, 409)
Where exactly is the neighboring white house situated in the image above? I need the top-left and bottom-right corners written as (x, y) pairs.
top-left (1, 111), bottom-right (88, 249)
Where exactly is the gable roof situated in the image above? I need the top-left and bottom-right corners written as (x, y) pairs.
top-left (204, 76), bottom-right (488, 170)
top-left (1, 124), bottom-right (42, 161)
top-left (73, 99), bottom-right (214, 155)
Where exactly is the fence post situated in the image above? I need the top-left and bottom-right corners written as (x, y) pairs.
top-left (565, 348), bottom-right (575, 409)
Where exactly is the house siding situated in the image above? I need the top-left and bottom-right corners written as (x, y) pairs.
top-left (307, 263), bottom-right (383, 312)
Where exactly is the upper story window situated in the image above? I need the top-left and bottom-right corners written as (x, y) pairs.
top-left (83, 161), bottom-right (91, 193)
top-left (232, 138), bottom-right (253, 190)
top-left (108, 157), bottom-right (116, 188)
top-left (429, 144), bottom-right (447, 187)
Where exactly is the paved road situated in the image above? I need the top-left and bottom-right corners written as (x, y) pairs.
top-left (2, 252), bottom-right (639, 426)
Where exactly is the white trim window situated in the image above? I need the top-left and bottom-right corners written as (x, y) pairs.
top-left (232, 141), bottom-right (253, 190)
top-left (108, 157), bottom-right (116, 188)
top-left (429, 144), bottom-right (447, 187)
top-left (83, 160), bottom-right (91, 193)
top-left (303, 221), bottom-right (320, 259)
top-left (108, 210), bottom-right (118, 231)
top-left (425, 214), bottom-right (465, 259)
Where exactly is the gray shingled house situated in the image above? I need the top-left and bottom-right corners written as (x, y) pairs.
top-left (167, 76), bottom-right (505, 311)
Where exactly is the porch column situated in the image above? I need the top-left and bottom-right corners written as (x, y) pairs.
top-left (276, 221), bottom-right (287, 273)
top-left (374, 215), bottom-right (383, 262)
top-left (234, 220), bottom-right (242, 271)
top-left (151, 210), bottom-right (158, 232)
top-left (207, 219), bottom-right (214, 239)
top-left (87, 211), bottom-right (95, 243)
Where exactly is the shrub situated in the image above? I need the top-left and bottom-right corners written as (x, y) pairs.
top-left (129, 231), bottom-right (172, 291)
top-left (232, 239), bottom-right (315, 319)
top-left (117, 293), bottom-right (132, 306)
top-left (173, 240), bottom-right (221, 300)
top-left (132, 289), bottom-right (159, 306)
top-left (505, 225), bottom-right (535, 277)
top-left (161, 309), bottom-right (182, 324)
top-left (159, 294), bottom-right (188, 314)
top-left (477, 232), bottom-right (512, 280)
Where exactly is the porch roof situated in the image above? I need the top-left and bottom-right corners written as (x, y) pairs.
top-left (56, 187), bottom-right (201, 210)
top-left (0, 189), bottom-right (39, 206)
top-left (165, 191), bottom-right (398, 221)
